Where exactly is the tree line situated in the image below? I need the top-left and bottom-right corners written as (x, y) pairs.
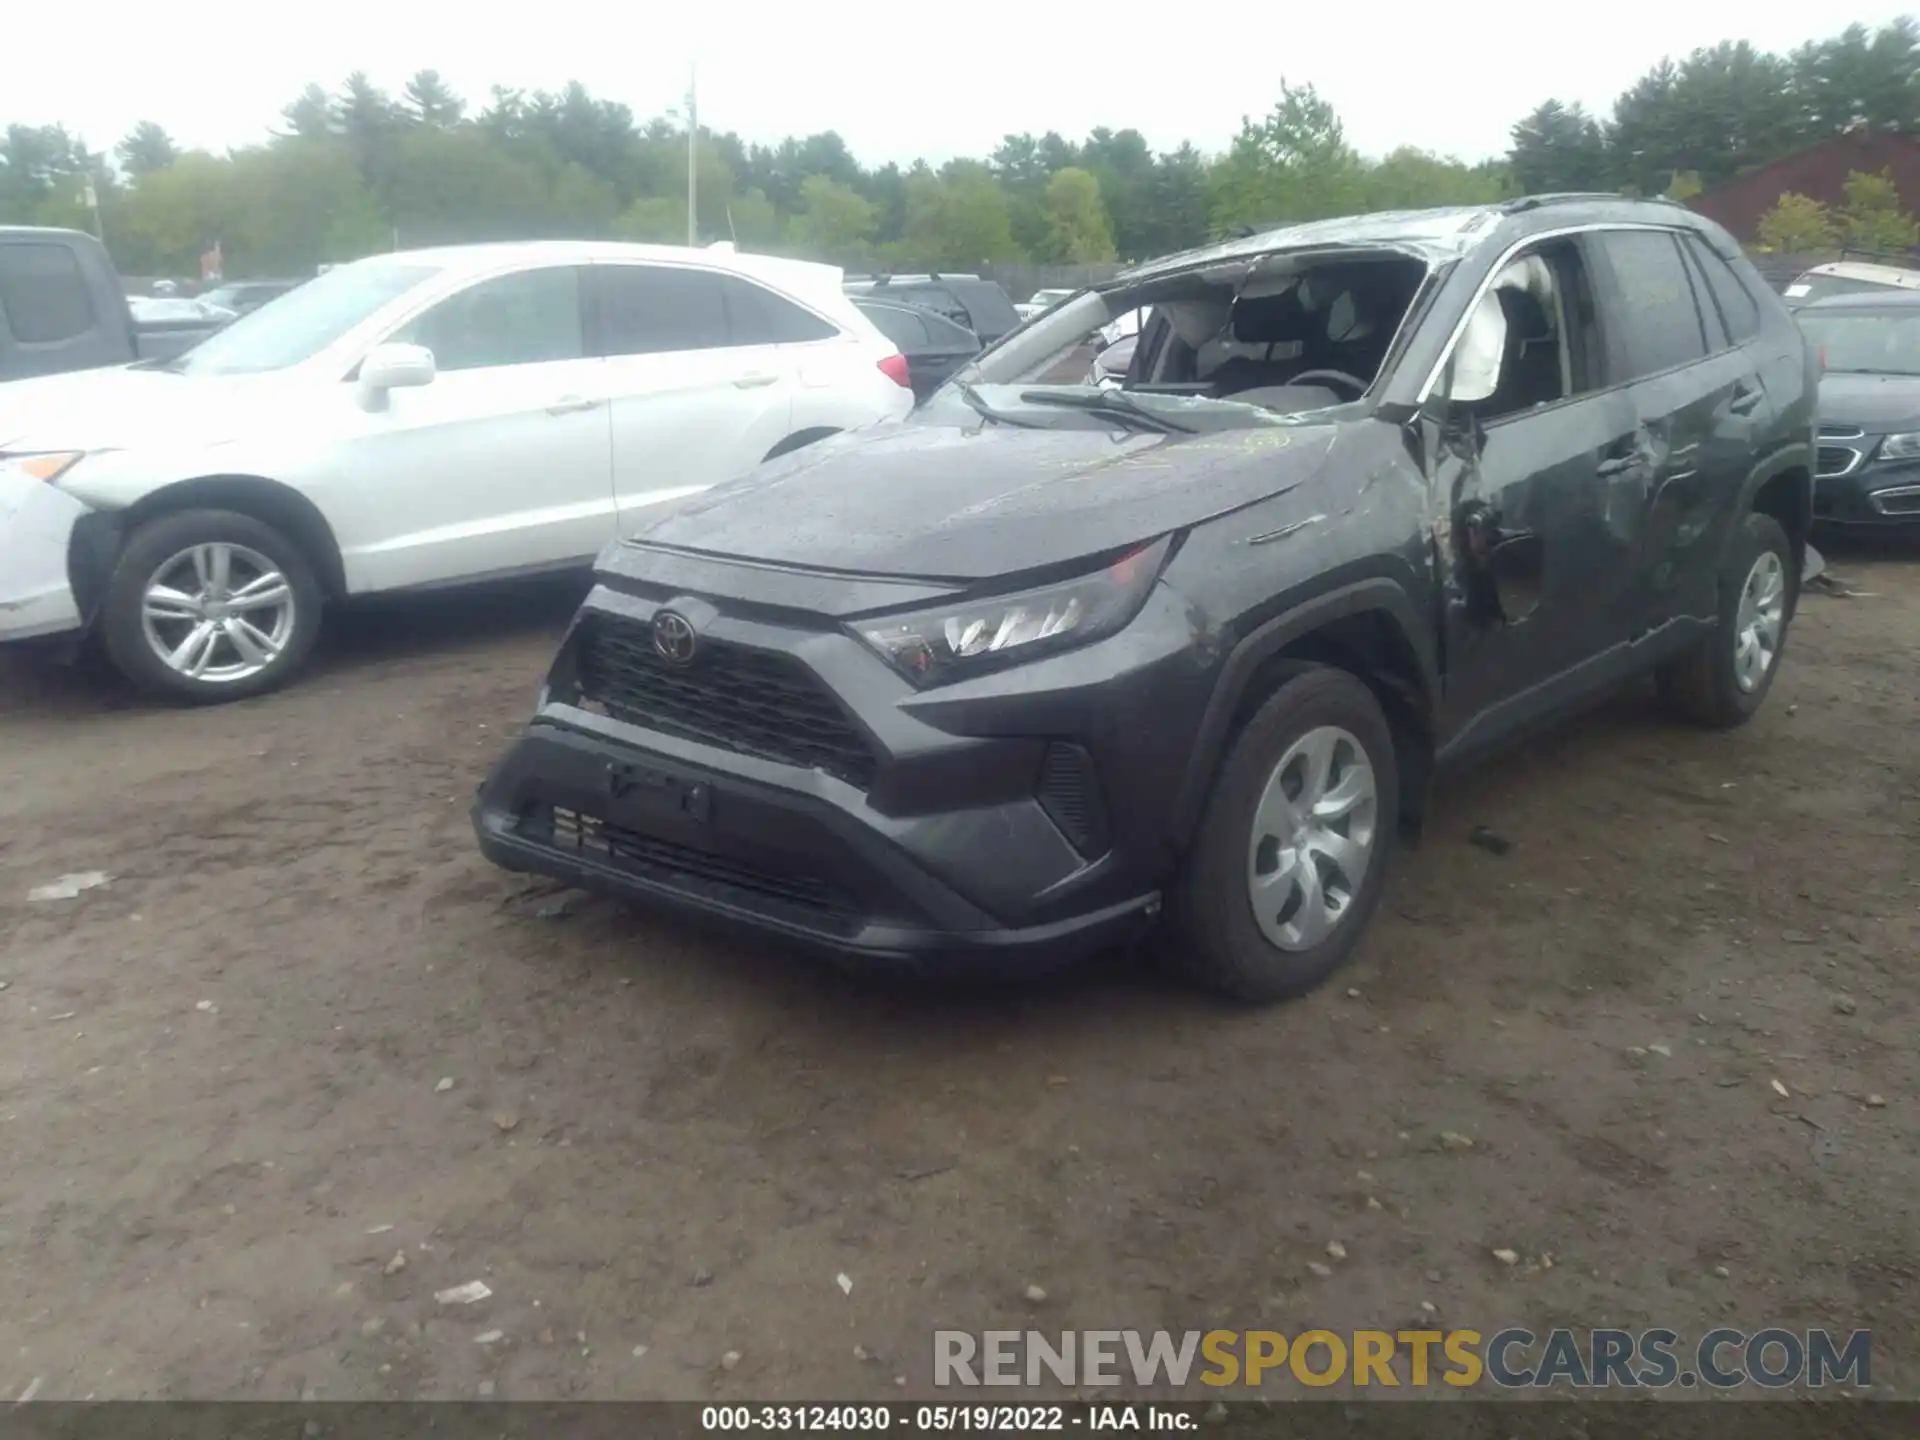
top-left (0, 17), bottom-right (1914, 281)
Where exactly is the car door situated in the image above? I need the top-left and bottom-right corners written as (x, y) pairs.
top-left (1427, 234), bottom-right (1645, 751)
top-left (327, 263), bottom-right (615, 592)
top-left (1586, 228), bottom-right (1764, 640)
top-left (588, 262), bottom-right (798, 534)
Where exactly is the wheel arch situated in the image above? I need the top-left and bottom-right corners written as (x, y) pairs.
top-left (763, 427), bottom-right (843, 463)
top-left (1744, 457), bottom-right (1812, 611)
top-left (118, 475), bottom-right (348, 599)
top-left (1170, 580), bottom-right (1440, 848)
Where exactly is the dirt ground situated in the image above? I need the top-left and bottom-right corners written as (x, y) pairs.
top-left (1, 549), bottom-right (1916, 1404)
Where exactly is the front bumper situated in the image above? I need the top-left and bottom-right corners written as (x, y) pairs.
top-left (474, 723), bottom-right (1160, 974)
top-left (470, 575), bottom-right (1215, 975)
top-left (1813, 448), bottom-right (1920, 528)
top-left (0, 471), bottom-right (88, 642)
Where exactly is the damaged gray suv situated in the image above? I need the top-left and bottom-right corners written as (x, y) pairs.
top-left (474, 195), bottom-right (1816, 1002)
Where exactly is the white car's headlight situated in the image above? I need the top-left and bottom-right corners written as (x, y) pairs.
top-left (854, 536), bottom-right (1171, 689)
top-left (0, 451), bottom-right (87, 483)
top-left (1877, 432), bottom-right (1920, 462)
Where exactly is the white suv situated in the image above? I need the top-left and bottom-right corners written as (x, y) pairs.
top-left (0, 241), bottom-right (914, 701)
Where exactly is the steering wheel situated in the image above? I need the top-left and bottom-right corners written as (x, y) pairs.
top-left (1284, 368), bottom-right (1368, 399)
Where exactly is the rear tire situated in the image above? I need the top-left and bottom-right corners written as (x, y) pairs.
top-left (99, 508), bottom-right (324, 703)
top-left (1656, 511), bottom-right (1793, 729)
top-left (1167, 667), bottom-right (1398, 1003)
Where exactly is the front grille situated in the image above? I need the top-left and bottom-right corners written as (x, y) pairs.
top-left (1818, 423), bottom-right (1865, 440)
top-left (536, 805), bottom-right (862, 932)
top-left (574, 613), bottom-right (878, 789)
top-left (1036, 742), bottom-right (1109, 858)
top-left (1817, 445), bottom-right (1864, 478)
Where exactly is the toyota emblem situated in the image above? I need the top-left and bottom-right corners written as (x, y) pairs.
top-left (652, 610), bottom-right (697, 665)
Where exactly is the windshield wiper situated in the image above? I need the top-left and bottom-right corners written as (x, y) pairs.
top-left (1016, 388), bottom-right (1195, 434)
top-left (954, 379), bottom-right (1043, 428)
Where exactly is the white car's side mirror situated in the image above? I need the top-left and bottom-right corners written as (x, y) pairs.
top-left (358, 343), bottom-right (436, 408)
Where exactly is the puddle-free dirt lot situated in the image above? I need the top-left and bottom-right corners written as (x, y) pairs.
top-left (1, 557), bottom-right (1915, 1403)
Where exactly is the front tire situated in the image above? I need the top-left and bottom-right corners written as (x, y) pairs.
top-left (1656, 511), bottom-right (1793, 729)
top-left (99, 508), bottom-right (323, 703)
top-left (1168, 667), bottom-right (1398, 1002)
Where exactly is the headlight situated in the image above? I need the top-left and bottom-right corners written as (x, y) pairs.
top-left (0, 451), bottom-right (87, 483)
top-left (854, 535), bottom-right (1172, 688)
top-left (1877, 432), bottom-right (1920, 461)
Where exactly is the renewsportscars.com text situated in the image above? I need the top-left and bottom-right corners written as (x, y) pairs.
top-left (933, 1327), bottom-right (1871, 1390)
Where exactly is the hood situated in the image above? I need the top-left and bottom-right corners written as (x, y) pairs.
top-left (1816, 372), bottom-right (1920, 433)
top-left (627, 411), bottom-right (1340, 581)
top-left (0, 365), bottom-right (284, 451)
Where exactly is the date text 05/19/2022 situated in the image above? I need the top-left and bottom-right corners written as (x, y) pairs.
top-left (700, 1403), bottom-right (1193, 1432)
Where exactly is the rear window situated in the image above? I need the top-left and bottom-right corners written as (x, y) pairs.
top-left (858, 301), bottom-right (930, 349)
top-left (0, 242), bottom-right (96, 344)
top-left (951, 281), bottom-right (1020, 335)
top-left (1785, 272), bottom-right (1911, 305)
top-left (870, 284), bottom-right (969, 328)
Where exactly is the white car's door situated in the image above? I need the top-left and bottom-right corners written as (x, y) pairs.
top-left (588, 262), bottom-right (801, 533)
top-left (327, 263), bottom-right (615, 593)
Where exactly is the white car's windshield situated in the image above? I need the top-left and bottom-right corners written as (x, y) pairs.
top-left (1800, 310), bottom-right (1920, 376)
top-left (166, 262), bottom-right (441, 376)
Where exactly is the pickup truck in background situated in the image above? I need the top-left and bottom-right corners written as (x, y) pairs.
top-left (1, 226), bottom-right (228, 381)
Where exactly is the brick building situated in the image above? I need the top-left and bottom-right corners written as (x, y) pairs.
top-left (1688, 129), bottom-right (1920, 245)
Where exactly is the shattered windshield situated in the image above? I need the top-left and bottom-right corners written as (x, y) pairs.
top-left (940, 247), bottom-right (1430, 431)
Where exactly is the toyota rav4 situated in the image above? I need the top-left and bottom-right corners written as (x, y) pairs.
top-left (473, 195), bottom-right (1816, 1002)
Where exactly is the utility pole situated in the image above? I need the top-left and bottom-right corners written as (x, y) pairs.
top-left (686, 65), bottom-right (698, 247)
top-left (82, 175), bottom-right (104, 244)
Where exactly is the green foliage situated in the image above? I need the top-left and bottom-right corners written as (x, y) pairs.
top-left (1840, 168), bottom-right (1918, 251)
top-left (786, 175), bottom-right (877, 261)
top-left (1040, 167), bottom-right (1116, 263)
top-left (1509, 18), bottom-right (1918, 208)
top-left (898, 161), bottom-right (1021, 269)
top-left (5, 20), bottom-right (1914, 280)
top-left (1756, 192), bottom-right (1839, 253)
top-left (1209, 81), bottom-right (1366, 234)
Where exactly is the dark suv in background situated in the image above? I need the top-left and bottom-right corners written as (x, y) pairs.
top-left (843, 274), bottom-right (1023, 346)
top-left (475, 196), bottom-right (1815, 1003)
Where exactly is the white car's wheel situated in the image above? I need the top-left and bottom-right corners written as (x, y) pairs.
top-left (100, 508), bottom-right (324, 703)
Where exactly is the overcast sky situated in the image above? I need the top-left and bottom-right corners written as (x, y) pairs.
top-left (11, 3), bottom-right (1914, 169)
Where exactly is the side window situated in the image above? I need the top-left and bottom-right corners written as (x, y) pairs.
top-left (1440, 239), bottom-right (1597, 424)
top-left (393, 266), bottom-right (583, 372)
top-left (1684, 236), bottom-right (1761, 344)
top-left (722, 277), bottom-right (837, 344)
top-left (594, 265), bottom-right (730, 356)
top-left (0, 243), bottom-right (97, 344)
top-left (1591, 231), bottom-right (1709, 381)
top-left (1676, 240), bottom-right (1730, 352)
top-left (861, 304), bottom-right (929, 349)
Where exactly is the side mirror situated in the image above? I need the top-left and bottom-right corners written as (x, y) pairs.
top-left (358, 342), bottom-right (436, 409)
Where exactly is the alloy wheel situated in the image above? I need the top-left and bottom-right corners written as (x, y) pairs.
top-left (138, 542), bottom-right (298, 684)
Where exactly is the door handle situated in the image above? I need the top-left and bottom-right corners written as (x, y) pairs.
top-left (1596, 454), bottom-right (1639, 478)
top-left (1729, 385), bottom-right (1763, 416)
top-left (546, 395), bottom-right (601, 415)
top-left (733, 372), bottom-right (779, 389)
